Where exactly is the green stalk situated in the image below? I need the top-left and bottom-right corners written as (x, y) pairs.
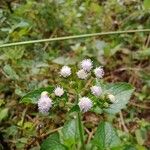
top-left (0, 29), bottom-right (150, 48)
top-left (77, 111), bottom-right (85, 150)
top-left (76, 94), bottom-right (85, 150)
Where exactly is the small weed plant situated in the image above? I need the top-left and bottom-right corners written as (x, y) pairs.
top-left (21, 59), bottom-right (134, 150)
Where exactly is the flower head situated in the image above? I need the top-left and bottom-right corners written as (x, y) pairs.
top-left (94, 67), bottom-right (104, 78)
top-left (60, 66), bottom-right (71, 78)
top-left (78, 97), bottom-right (93, 112)
top-left (38, 91), bottom-right (52, 114)
top-left (54, 86), bottom-right (64, 97)
top-left (80, 59), bottom-right (93, 72)
top-left (90, 86), bottom-right (102, 96)
top-left (77, 69), bottom-right (88, 80)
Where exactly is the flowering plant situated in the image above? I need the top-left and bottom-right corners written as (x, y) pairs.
top-left (21, 59), bottom-right (134, 150)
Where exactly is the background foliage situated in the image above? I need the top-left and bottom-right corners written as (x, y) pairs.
top-left (0, 0), bottom-right (150, 149)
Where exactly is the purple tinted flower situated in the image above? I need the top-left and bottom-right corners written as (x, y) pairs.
top-left (38, 91), bottom-right (52, 114)
top-left (60, 66), bottom-right (71, 78)
top-left (90, 85), bottom-right (102, 96)
top-left (54, 86), bottom-right (64, 97)
top-left (81, 59), bottom-right (93, 72)
top-left (78, 97), bottom-right (93, 112)
top-left (94, 67), bottom-right (104, 78)
top-left (77, 69), bottom-right (88, 80)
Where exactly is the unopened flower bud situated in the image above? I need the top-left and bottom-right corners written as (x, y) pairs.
top-left (108, 94), bottom-right (117, 103)
top-left (41, 91), bottom-right (49, 97)
top-left (90, 86), bottom-right (102, 96)
top-left (60, 66), bottom-right (71, 78)
top-left (38, 91), bottom-right (52, 114)
top-left (103, 102), bottom-right (109, 108)
top-left (54, 86), bottom-right (64, 97)
top-left (77, 69), bottom-right (88, 80)
top-left (78, 97), bottom-right (93, 112)
top-left (80, 59), bottom-right (93, 72)
top-left (94, 67), bottom-right (104, 78)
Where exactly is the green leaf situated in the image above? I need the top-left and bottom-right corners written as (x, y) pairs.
top-left (0, 99), bottom-right (5, 107)
top-left (52, 56), bottom-right (77, 65)
top-left (4, 46), bottom-right (24, 60)
top-left (0, 108), bottom-right (9, 121)
top-left (135, 129), bottom-right (145, 145)
top-left (16, 138), bottom-right (28, 150)
top-left (3, 64), bottom-right (19, 80)
top-left (41, 132), bottom-right (67, 150)
top-left (61, 119), bottom-right (78, 148)
top-left (143, 0), bottom-right (150, 10)
top-left (20, 86), bottom-right (54, 104)
top-left (123, 145), bottom-right (137, 150)
top-left (123, 145), bottom-right (147, 150)
top-left (140, 71), bottom-right (150, 87)
top-left (103, 82), bottom-right (134, 114)
top-left (93, 122), bottom-right (120, 149)
top-left (5, 125), bottom-right (18, 136)
top-left (110, 44), bottom-right (122, 56)
top-left (137, 48), bottom-right (150, 57)
top-left (132, 48), bottom-right (150, 60)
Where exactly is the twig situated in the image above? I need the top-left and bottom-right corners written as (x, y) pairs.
top-left (85, 77), bottom-right (94, 89)
top-left (40, 127), bottom-right (62, 138)
top-left (80, 77), bottom-right (94, 96)
top-left (129, 101), bottom-right (150, 109)
top-left (21, 107), bottom-right (28, 125)
top-left (116, 67), bottom-right (142, 71)
top-left (26, 114), bottom-right (34, 122)
top-left (25, 127), bottom-right (62, 149)
top-left (0, 29), bottom-right (150, 48)
top-left (84, 127), bottom-right (90, 135)
top-left (87, 130), bottom-right (94, 144)
top-left (119, 111), bottom-right (129, 133)
top-left (145, 34), bottom-right (150, 48)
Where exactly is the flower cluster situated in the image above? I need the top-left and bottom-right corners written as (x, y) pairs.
top-left (37, 58), bottom-right (116, 114)
top-left (76, 59), bottom-right (104, 112)
top-left (38, 86), bottom-right (64, 114)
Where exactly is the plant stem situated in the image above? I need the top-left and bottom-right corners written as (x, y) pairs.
top-left (77, 111), bottom-right (86, 150)
top-left (0, 29), bottom-right (150, 48)
top-left (76, 94), bottom-right (85, 150)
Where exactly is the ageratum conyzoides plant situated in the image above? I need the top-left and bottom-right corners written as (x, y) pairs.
top-left (21, 59), bottom-right (134, 150)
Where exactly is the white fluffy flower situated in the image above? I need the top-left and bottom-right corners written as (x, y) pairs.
top-left (90, 86), bottom-right (102, 96)
top-left (94, 67), bottom-right (104, 78)
top-left (60, 66), bottom-right (71, 78)
top-left (108, 94), bottom-right (117, 103)
top-left (77, 69), bottom-right (88, 80)
top-left (38, 91), bottom-right (52, 114)
top-left (54, 86), bottom-right (64, 97)
top-left (80, 59), bottom-right (93, 72)
top-left (78, 97), bottom-right (93, 112)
